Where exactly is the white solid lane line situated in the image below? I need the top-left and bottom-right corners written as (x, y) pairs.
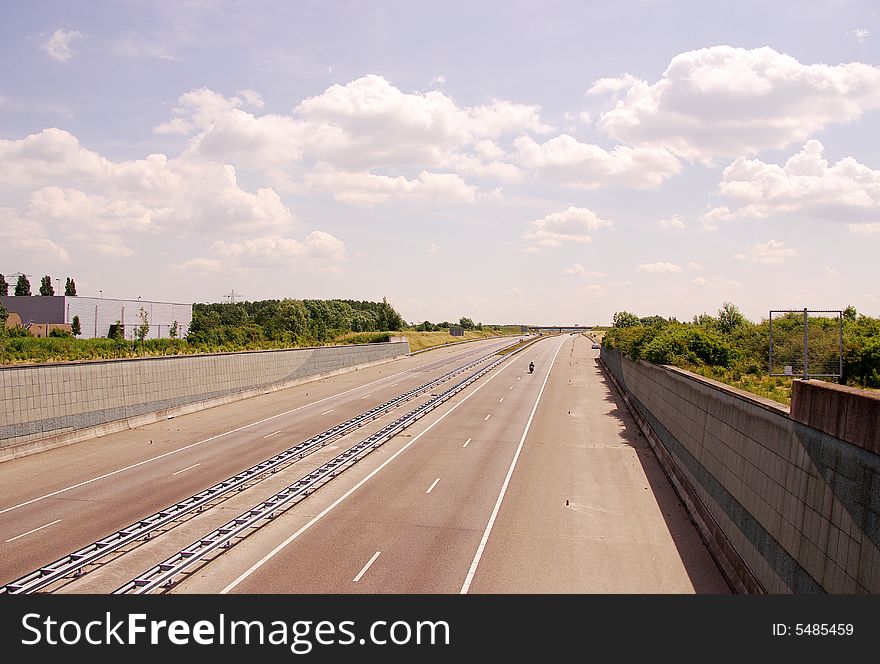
top-left (484, 414), bottom-right (491, 421)
top-left (262, 431), bottom-right (282, 439)
top-left (460, 336), bottom-right (565, 594)
top-left (509, 386), bottom-right (514, 390)
top-left (499, 398), bottom-right (504, 403)
top-left (220, 342), bottom-right (519, 594)
top-left (6, 519), bottom-right (62, 543)
top-left (172, 463), bottom-right (201, 476)
top-left (360, 394), bottom-right (371, 399)
top-left (321, 410), bottom-right (334, 416)
top-left (0, 357), bottom-right (432, 516)
top-left (462, 438), bottom-right (472, 448)
top-left (353, 551), bottom-right (381, 583)
top-left (426, 478), bottom-right (440, 494)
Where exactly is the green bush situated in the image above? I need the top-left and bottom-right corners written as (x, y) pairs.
top-left (629, 325), bottom-right (732, 367)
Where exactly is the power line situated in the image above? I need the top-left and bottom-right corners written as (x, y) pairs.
top-left (222, 289), bottom-right (244, 304)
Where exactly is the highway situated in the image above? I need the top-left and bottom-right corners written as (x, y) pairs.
top-left (173, 334), bottom-right (728, 594)
top-left (0, 334), bottom-right (728, 593)
top-left (0, 337), bottom-right (516, 588)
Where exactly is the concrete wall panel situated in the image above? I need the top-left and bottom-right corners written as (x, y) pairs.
top-left (601, 347), bottom-right (880, 593)
top-left (1, 341), bottom-right (409, 458)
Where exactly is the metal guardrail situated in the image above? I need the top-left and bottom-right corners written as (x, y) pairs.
top-left (1, 342), bottom-right (519, 594)
top-left (115, 340), bottom-right (536, 594)
top-left (408, 335), bottom-right (525, 355)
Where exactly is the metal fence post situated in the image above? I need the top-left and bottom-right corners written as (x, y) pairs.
top-left (803, 308), bottom-right (809, 380)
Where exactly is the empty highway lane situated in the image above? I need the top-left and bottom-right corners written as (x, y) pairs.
top-left (169, 334), bottom-right (727, 594)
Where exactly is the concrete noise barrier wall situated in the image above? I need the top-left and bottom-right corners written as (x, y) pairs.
top-left (0, 341), bottom-right (410, 460)
top-left (600, 347), bottom-right (880, 594)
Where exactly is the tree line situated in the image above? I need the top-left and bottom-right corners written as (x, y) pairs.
top-left (411, 317), bottom-right (487, 331)
top-left (187, 298), bottom-right (406, 346)
top-left (0, 274), bottom-right (76, 296)
top-left (603, 303), bottom-right (880, 392)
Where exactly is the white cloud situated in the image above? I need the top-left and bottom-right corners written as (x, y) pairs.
top-left (564, 263), bottom-right (606, 277)
top-left (854, 29), bottom-right (870, 43)
top-left (294, 75), bottom-right (550, 171)
top-left (712, 140), bottom-right (880, 231)
top-left (848, 223), bottom-right (880, 234)
top-left (92, 244), bottom-right (136, 258)
top-left (637, 262), bottom-right (682, 273)
top-left (112, 35), bottom-right (176, 61)
top-left (587, 74), bottom-right (642, 96)
top-left (176, 257), bottom-right (222, 274)
top-left (153, 77), bottom-right (547, 199)
top-left (692, 276), bottom-right (742, 288)
top-left (154, 117), bottom-right (192, 135)
top-left (428, 243), bottom-right (441, 254)
top-left (304, 169), bottom-right (476, 205)
top-left (208, 231), bottom-right (346, 269)
top-left (10, 238), bottom-right (72, 264)
top-left (447, 154), bottom-right (522, 182)
top-left (591, 46), bottom-right (880, 161)
top-left (0, 128), bottom-right (111, 188)
top-left (659, 214), bottom-right (686, 229)
top-left (524, 207), bottom-right (612, 248)
top-left (515, 134), bottom-right (680, 189)
top-left (179, 92), bottom-right (311, 168)
top-left (43, 28), bottom-right (83, 63)
top-left (237, 89), bottom-right (265, 109)
top-left (734, 240), bottom-right (797, 264)
top-left (0, 128), bottom-right (296, 236)
top-left (0, 127), bottom-right (327, 270)
top-left (0, 208), bottom-right (72, 263)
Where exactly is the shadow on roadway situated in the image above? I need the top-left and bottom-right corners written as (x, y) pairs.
top-left (591, 357), bottom-right (732, 594)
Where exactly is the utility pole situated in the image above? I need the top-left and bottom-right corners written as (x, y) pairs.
top-left (223, 289), bottom-right (243, 304)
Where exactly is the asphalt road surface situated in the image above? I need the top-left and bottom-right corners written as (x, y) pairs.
top-left (0, 337), bottom-right (516, 586)
top-left (170, 334), bottom-right (729, 594)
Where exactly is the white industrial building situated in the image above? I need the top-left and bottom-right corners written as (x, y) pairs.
top-left (0, 296), bottom-right (192, 340)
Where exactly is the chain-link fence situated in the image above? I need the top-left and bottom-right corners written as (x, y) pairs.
top-left (769, 309), bottom-right (842, 379)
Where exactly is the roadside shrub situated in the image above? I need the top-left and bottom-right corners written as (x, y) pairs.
top-left (607, 323), bottom-right (732, 368)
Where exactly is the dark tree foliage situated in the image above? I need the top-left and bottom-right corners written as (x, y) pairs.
top-left (0, 274), bottom-right (7, 296)
top-left (603, 303), bottom-right (880, 390)
top-left (71, 315), bottom-right (82, 337)
top-left (612, 311), bottom-right (640, 328)
top-left (39, 275), bottom-right (54, 296)
top-left (65, 277), bottom-right (77, 296)
top-left (187, 297), bottom-right (406, 346)
top-left (15, 275), bottom-right (31, 296)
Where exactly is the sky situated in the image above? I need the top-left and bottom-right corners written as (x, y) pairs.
top-left (1, 0), bottom-right (879, 326)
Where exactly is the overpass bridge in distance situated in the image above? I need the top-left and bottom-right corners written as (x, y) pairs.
top-left (526, 325), bottom-right (594, 333)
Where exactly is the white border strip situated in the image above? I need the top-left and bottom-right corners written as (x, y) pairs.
top-left (6, 519), bottom-right (62, 543)
top-left (353, 551), bottom-right (381, 582)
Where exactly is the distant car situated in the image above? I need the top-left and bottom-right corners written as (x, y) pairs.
top-left (591, 343), bottom-right (600, 349)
